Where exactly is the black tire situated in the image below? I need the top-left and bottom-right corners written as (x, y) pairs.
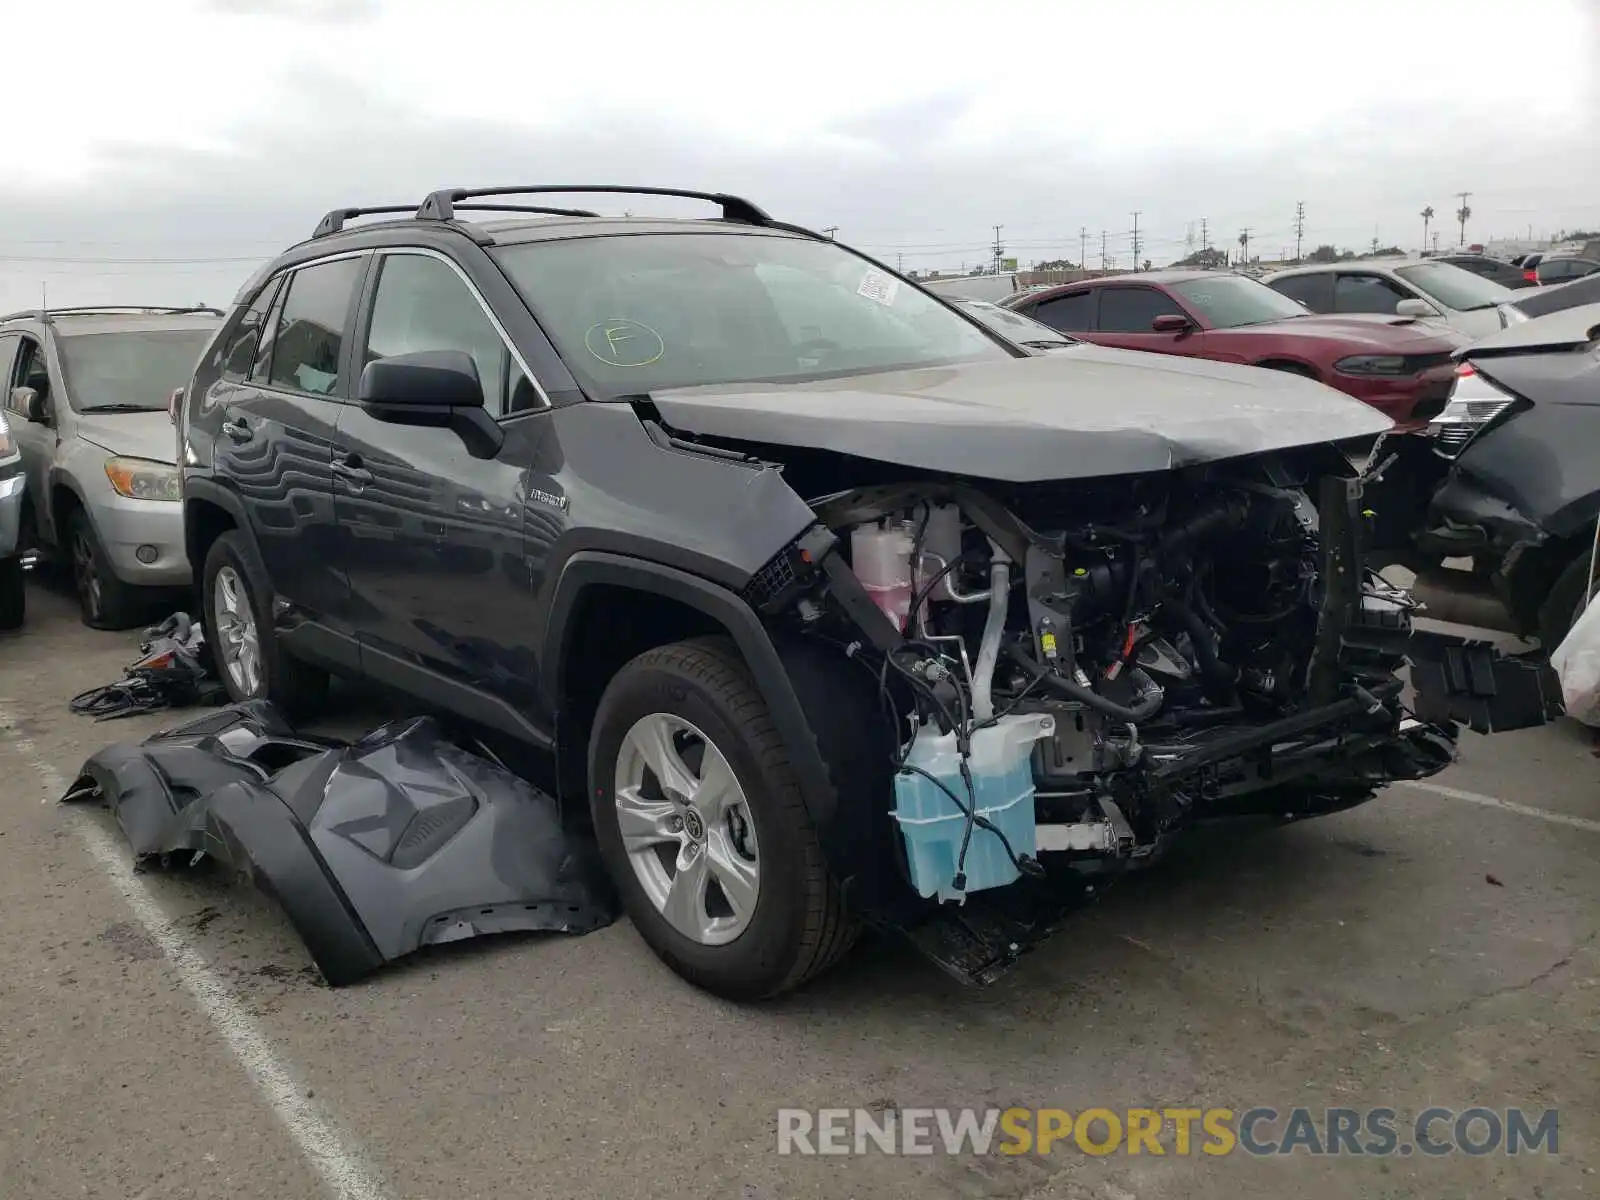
top-left (200, 530), bottom-right (328, 717)
top-left (68, 508), bottom-right (142, 630)
top-left (0, 556), bottom-right (23, 630)
top-left (587, 636), bottom-right (857, 1000)
top-left (1538, 551), bottom-right (1596, 655)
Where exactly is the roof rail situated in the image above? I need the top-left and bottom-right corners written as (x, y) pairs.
top-left (415, 185), bottom-right (772, 226)
top-left (311, 200), bottom-right (603, 240)
top-left (0, 304), bottom-right (224, 323)
top-left (312, 205), bottom-right (420, 239)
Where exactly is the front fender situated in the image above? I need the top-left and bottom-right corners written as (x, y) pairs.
top-left (540, 551), bottom-right (837, 833)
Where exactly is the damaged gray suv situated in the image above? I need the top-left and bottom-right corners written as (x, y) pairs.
top-left (176, 186), bottom-right (1559, 999)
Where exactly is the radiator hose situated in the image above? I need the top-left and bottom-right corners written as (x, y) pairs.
top-left (1004, 644), bottom-right (1165, 722)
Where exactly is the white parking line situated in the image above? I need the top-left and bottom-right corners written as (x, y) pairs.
top-left (1399, 779), bottom-right (1600, 833)
top-left (0, 703), bottom-right (392, 1200)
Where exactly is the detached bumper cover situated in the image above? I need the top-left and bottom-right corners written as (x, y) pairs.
top-left (63, 702), bottom-right (617, 985)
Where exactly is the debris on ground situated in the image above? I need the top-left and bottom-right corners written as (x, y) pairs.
top-left (61, 702), bottom-right (618, 984)
top-left (68, 612), bottom-right (223, 720)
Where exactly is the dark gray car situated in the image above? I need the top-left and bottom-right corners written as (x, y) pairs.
top-left (176, 186), bottom-right (1553, 1000)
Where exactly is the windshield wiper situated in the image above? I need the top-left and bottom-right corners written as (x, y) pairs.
top-left (78, 404), bottom-right (158, 413)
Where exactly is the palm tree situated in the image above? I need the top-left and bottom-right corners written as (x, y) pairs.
top-left (1421, 206), bottom-right (1434, 252)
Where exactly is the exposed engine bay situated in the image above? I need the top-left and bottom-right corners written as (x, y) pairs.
top-left (734, 445), bottom-right (1562, 983)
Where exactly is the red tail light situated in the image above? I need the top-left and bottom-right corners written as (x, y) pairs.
top-left (1524, 269), bottom-right (1538, 283)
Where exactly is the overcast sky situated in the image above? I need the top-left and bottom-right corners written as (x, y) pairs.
top-left (3, 0), bottom-right (1596, 311)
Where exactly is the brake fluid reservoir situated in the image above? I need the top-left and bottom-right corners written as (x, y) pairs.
top-left (851, 521), bottom-right (915, 630)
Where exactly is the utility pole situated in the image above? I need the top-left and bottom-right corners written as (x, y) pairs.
top-left (822, 226), bottom-right (838, 239)
top-left (896, 252), bottom-right (903, 273)
top-left (992, 224), bottom-right (1004, 275)
top-left (1455, 191), bottom-right (1472, 245)
top-left (1100, 229), bottom-right (1108, 271)
top-left (1130, 211), bottom-right (1141, 272)
top-left (1079, 226), bottom-right (1087, 270)
top-left (1200, 216), bottom-right (1209, 251)
top-left (1238, 227), bottom-right (1251, 266)
top-left (1294, 201), bottom-right (1306, 262)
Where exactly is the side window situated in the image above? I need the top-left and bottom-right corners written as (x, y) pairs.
top-left (219, 278), bottom-right (282, 382)
top-left (0, 333), bottom-right (21, 408)
top-left (266, 257), bottom-right (365, 396)
top-left (1333, 274), bottom-right (1409, 315)
top-left (14, 338), bottom-right (52, 408)
top-left (1031, 291), bottom-right (1095, 332)
top-left (1097, 286), bottom-right (1185, 333)
top-left (363, 254), bottom-right (524, 417)
top-left (1270, 274), bottom-right (1334, 312)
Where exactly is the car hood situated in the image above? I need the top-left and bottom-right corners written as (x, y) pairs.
top-left (1212, 313), bottom-right (1465, 351)
top-left (71, 410), bottom-right (176, 462)
top-left (645, 344), bottom-right (1392, 483)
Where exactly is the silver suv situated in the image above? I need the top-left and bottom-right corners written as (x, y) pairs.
top-left (1, 306), bottom-right (222, 628)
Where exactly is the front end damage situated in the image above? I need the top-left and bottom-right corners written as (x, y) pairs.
top-left (733, 445), bottom-right (1563, 985)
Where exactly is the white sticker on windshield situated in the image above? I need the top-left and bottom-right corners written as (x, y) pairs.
top-left (858, 269), bottom-right (900, 307)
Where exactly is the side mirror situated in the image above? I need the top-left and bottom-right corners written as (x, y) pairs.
top-left (1151, 313), bottom-right (1192, 333)
top-left (355, 349), bottom-right (503, 459)
top-left (11, 386), bottom-right (46, 423)
top-left (1396, 298), bottom-right (1439, 318)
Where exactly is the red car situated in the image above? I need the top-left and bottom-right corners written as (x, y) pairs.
top-left (1002, 270), bottom-right (1468, 428)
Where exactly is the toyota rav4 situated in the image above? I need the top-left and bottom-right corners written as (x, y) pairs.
top-left (176, 186), bottom-right (1558, 999)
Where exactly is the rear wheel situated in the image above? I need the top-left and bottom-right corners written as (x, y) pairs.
top-left (69, 509), bottom-right (142, 630)
top-left (1539, 551), bottom-right (1597, 654)
top-left (201, 530), bottom-right (328, 717)
top-left (0, 556), bottom-right (23, 630)
top-left (587, 637), bottom-right (856, 1000)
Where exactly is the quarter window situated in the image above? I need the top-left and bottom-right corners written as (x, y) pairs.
top-left (265, 257), bottom-right (365, 396)
top-left (220, 278), bottom-right (282, 382)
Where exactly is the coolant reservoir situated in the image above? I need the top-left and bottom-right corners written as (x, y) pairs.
top-left (892, 712), bottom-right (1054, 903)
top-left (851, 522), bottom-right (916, 630)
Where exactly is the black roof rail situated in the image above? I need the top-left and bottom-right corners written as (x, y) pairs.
top-left (416, 185), bottom-right (773, 226)
top-left (313, 205), bottom-right (420, 239)
top-left (0, 304), bottom-right (224, 323)
top-left (447, 203), bottom-right (601, 219)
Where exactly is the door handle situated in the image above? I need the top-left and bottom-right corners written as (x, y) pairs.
top-left (332, 453), bottom-right (373, 487)
top-left (221, 417), bottom-right (252, 442)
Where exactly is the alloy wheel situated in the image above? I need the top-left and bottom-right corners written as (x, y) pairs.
top-left (212, 565), bottom-right (263, 696)
top-left (72, 527), bottom-right (102, 622)
top-left (612, 712), bottom-right (761, 946)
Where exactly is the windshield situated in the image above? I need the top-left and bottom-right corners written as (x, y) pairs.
top-left (491, 232), bottom-right (1012, 395)
top-left (955, 300), bottom-right (1076, 346)
top-left (56, 329), bottom-right (215, 412)
top-left (1393, 262), bottom-right (1514, 312)
top-left (1169, 275), bottom-right (1310, 328)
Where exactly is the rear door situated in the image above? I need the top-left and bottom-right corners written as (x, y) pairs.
top-left (333, 247), bottom-right (547, 716)
top-left (1026, 288), bottom-right (1097, 335)
top-left (209, 254), bottom-right (367, 633)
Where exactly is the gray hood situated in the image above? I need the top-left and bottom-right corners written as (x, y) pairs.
top-left (72, 410), bottom-right (177, 463)
top-left (647, 343), bottom-right (1392, 482)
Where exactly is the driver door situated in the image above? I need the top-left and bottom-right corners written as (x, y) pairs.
top-left (6, 335), bottom-right (58, 545)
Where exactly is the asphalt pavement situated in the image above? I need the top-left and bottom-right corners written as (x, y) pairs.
top-left (2, 578), bottom-right (1596, 1200)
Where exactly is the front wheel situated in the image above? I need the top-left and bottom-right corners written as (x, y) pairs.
top-left (69, 510), bottom-right (142, 630)
top-left (1539, 551), bottom-right (1597, 655)
top-left (588, 637), bottom-right (856, 1000)
top-left (0, 556), bottom-right (23, 630)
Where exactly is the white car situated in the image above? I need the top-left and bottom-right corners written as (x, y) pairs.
top-left (1263, 258), bottom-right (1515, 339)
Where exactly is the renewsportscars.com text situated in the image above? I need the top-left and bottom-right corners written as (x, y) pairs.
top-left (776, 1106), bottom-right (1559, 1158)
